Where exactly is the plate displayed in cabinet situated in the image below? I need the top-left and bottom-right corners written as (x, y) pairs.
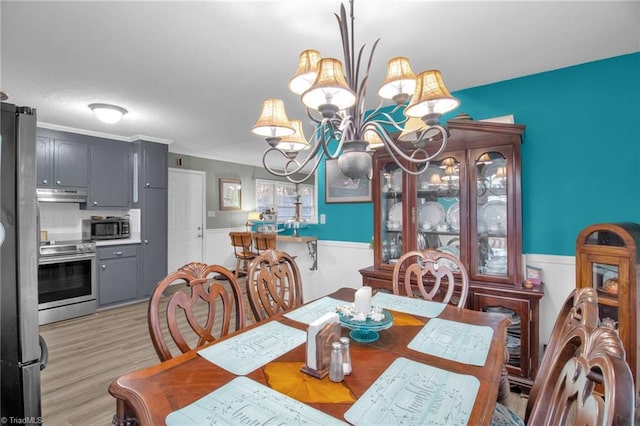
top-left (388, 202), bottom-right (402, 227)
top-left (418, 201), bottom-right (445, 227)
top-left (417, 233), bottom-right (427, 250)
top-left (479, 200), bottom-right (506, 231)
top-left (446, 202), bottom-right (460, 231)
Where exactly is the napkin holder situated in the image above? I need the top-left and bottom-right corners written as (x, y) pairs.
top-left (301, 321), bottom-right (341, 379)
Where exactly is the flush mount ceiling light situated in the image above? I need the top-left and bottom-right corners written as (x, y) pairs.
top-left (251, 0), bottom-right (459, 183)
top-left (88, 103), bottom-right (128, 124)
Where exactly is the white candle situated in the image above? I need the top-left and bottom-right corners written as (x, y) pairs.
top-left (354, 286), bottom-right (372, 314)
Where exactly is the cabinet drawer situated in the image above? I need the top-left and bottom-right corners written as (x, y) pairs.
top-left (98, 246), bottom-right (138, 260)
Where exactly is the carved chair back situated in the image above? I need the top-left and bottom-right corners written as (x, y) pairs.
top-left (245, 249), bottom-right (303, 322)
top-left (148, 262), bottom-right (246, 362)
top-left (527, 323), bottom-right (635, 425)
top-left (392, 249), bottom-right (469, 307)
top-left (525, 287), bottom-right (600, 420)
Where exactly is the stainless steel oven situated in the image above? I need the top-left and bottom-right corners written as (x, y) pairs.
top-left (38, 240), bottom-right (96, 325)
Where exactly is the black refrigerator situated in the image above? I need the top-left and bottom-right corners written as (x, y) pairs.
top-left (1, 102), bottom-right (46, 421)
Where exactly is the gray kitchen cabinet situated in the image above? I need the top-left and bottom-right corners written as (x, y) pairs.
top-left (134, 140), bottom-right (169, 297)
top-left (140, 187), bottom-right (168, 297)
top-left (87, 139), bottom-right (132, 208)
top-left (97, 245), bottom-right (139, 307)
top-left (36, 134), bottom-right (89, 188)
top-left (140, 140), bottom-right (168, 189)
top-left (36, 136), bottom-right (53, 187)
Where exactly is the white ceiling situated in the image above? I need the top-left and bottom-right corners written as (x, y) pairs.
top-left (1, 1), bottom-right (638, 169)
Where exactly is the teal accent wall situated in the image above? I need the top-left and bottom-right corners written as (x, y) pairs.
top-left (307, 53), bottom-right (640, 256)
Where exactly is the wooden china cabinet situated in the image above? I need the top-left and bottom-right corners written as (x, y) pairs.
top-left (359, 119), bottom-right (544, 390)
top-left (575, 223), bottom-right (640, 391)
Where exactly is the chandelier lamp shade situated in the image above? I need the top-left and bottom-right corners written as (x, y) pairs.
top-left (251, 0), bottom-right (460, 182)
top-left (88, 103), bottom-right (128, 124)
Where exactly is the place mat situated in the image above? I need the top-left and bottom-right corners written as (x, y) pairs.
top-left (283, 296), bottom-right (344, 324)
top-left (372, 292), bottom-right (446, 318)
top-left (166, 376), bottom-right (348, 426)
top-left (263, 361), bottom-right (356, 404)
top-left (343, 357), bottom-right (479, 425)
top-left (197, 321), bottom-right (306, 375)
top-left (408, 318), bottom-right (494, 366)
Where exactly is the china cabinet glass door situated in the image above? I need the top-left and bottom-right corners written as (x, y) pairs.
top-left (379, 162), bottom-right (404, 266)
top-left (415, 154), bottom-right (464, 268)
top-left (470, 147), bottom-right (517, 284)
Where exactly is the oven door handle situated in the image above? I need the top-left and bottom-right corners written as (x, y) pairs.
top-left (38, 253), bottom-right (96, 264)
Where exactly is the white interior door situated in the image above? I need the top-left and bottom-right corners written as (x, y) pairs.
top-left (168, 168), bottom-right (205, 272)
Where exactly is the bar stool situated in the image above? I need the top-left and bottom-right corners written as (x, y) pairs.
top-left (228, 232), bottom-right (257, 278)
top-left (252, 233), bottom-right (276, 255)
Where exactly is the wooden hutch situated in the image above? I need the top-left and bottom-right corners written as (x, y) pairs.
top-left (575, 222), bottom-right (640, 391)
top-left (359, 119), bottom-right (544, 390)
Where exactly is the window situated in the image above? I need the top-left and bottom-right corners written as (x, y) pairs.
top-left (256, 179), bottom-right (316, 223)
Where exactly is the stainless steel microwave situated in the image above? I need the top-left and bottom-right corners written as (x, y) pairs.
top-left (82, 218), bottom-right (130, 240)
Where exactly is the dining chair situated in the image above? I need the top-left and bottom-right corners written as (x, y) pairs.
top-left (229, 231), bottom-right (258, 278)
top-left (527, 323), bottom-right (634, 425)
top-left (524, 287), bottom-right (599, 420)
top-left (252, 232), bottom-right (277, 255)
top-left (391, 248), bottom-right (469, 307)
top-left (147, 262), bottom-right (246, 362)
top-left (245, 249), bottom-right (303, 322)
top-left (491, 287), bottom-right (635, 425)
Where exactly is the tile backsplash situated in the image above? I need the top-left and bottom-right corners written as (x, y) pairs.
top-left (40, 203), bottom-right (140, 240)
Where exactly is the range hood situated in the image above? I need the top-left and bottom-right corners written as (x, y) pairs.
top-left (36, 188), bottom-right (87, 203)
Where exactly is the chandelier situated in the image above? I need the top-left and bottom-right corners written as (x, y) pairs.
top-left (251, 0), bottom-right (459, 183)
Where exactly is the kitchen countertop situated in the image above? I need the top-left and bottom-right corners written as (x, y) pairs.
top-left (95, 234), bottom-right (141, 246)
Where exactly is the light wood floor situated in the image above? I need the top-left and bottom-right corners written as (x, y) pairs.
top-left (39, 284), bottom-right (528, 425)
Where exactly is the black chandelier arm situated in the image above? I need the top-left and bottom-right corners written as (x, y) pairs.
top-left (364, 102), bottom-right (406, 125)
top-left (261, 148), bottom-right (319, 184)
top-left (318, 117), bottom-right (349, 158)
top-left (261, 138), bottom-right (325, 178)
top-left (261, 114), bottom-right (353, 183)
top-left (366, 121), bottom-right (448, 175)
top-left (361, 109), bottom-right (407, 135)
top-left (306, 108), bottom-right (323, 125)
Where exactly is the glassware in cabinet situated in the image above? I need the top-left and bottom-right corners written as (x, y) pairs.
top-left (415, 157), bottom-right (462, 261)
top-left (379, 162), bottom-right (404, 266)
top-left (470, 146), bottom-right (520, 284)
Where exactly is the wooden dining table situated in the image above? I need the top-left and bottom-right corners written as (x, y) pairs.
top-left (109, 288), bottom-right (509, 425)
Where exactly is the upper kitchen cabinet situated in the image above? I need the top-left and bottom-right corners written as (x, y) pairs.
top-left (36, 132), bottom-right (89, 189)
top-left (137, 140), bottom-right (168, 189)
top-left (87, 139), bottom-right (132, 209)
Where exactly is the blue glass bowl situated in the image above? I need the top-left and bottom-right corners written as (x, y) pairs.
top-left (338, 310), bottom-right (394, 342)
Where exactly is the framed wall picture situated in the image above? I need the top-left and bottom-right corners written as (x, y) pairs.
top-left (219, 178), bottom-right (242, 210)
top-left (325, 159), bottom-right (372, 203)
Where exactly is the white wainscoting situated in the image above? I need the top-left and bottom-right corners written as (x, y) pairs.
top-left (204, 229), bottom-right (577, 358)
top-left (524, 253), bottom-right (576, 359)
